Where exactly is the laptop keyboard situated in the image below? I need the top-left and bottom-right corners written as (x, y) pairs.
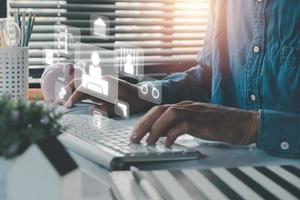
top-left (60, 114), bottom-right (196, 156)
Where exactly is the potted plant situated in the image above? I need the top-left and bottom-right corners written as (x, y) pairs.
top-left (0, 97), bottom-right (63, 199)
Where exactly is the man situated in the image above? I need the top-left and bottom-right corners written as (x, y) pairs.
top-left (63, 1), bottom-right (300, 158)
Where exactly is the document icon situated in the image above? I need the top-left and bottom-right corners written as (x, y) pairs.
top-left (93, 110), bottom-right (102, 129)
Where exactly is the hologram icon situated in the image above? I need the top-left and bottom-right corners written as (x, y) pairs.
top-left (115, 101), bottom-right (129, 118)
top-left (81, 74), bottom-right (108, 96)
top-left (120, 46), bottom-right (139, 76)
top-left (140, 82), bottom-right (160, 99)
top-left (45, 49), bottom-right (54, 65)
top-left (58, 29), bottom-right (75, 53)
top-left (91, 51), bottom-right (101, 66)
top-left (93, 110), bottom-right (102, 129)
top-left (93, 17), bottom-right (107, 38)
top-left (58, 87), bottom-right (67, 100)
top-left (55, 81), bottom-right (72, 104)
top-left (89, 52), bottom-right (102, 79)
top-left (81, 51), bottom-right (109, 96)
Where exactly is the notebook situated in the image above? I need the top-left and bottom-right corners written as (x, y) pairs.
top-left (110, 165), bottom-right (300, 200)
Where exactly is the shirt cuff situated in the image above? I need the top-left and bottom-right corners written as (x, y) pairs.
top-left (257, 109), bottom-right (300, 158)
top-left (137, 79), bottom-right (180, 104)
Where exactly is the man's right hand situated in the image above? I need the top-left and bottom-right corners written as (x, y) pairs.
top-left (59, 76), bottom-right (153, 116)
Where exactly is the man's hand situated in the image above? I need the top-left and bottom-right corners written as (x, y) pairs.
top-left (130, 101), bottom-right (259, 146)
top-left (59, 76), bottom-right (152, 116)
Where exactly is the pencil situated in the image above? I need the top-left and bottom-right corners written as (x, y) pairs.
top-left (21, 14), bottom-right (26, 47)
top-left (27, 14), bottom-right (35, 47)
top-left (25, 12), bottom-right (32, 47)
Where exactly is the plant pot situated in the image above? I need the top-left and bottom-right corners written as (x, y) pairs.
top-left (0, 158), bottom-right (13, 200)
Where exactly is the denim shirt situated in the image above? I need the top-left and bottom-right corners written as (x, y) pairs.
top-left (155, 0), bottom-right (300, 158)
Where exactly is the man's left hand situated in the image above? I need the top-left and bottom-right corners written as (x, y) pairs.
top-left (130, 101), bottom-right (259, 146)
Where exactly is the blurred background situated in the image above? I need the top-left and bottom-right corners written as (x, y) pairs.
top-left (4, 0), bottom-right (210, 88)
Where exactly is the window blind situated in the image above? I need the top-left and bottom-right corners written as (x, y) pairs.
top-left (8, 0), bottom-right (210, 87)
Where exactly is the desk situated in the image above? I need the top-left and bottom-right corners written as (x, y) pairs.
top-left (68, 111), bottom-right (300, 200)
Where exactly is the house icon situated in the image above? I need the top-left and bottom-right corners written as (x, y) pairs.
top-left (6, 137), bottom-right (81, 200)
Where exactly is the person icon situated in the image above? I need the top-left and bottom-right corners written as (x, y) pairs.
top-left (124, 53), bottom-right (135, 75)
top-left (89, 52), bottom-right (102, 79)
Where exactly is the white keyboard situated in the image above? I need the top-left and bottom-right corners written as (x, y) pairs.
top-left (58, 113), bottom-right (202, 170)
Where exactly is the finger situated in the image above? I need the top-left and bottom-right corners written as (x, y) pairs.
top-left (65, 78), bottom-right (81, 92)
top-left (176, 100), bottom-right (195, 105)
top-left (65, 89), bottom-right (85, 108)
top-left (131, 105), bottom-right (169, 143)
top-left (165, 122), bottom-right (190, 147)
top-left (147, 106), bottom-right (185, 145)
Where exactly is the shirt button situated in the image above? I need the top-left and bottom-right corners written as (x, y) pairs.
top-left (253, 46), bottom-right (260, 53)
top-left (250, 94), bottom-right (256, 102)
top-left (281, 141), bottom-right (289, 150)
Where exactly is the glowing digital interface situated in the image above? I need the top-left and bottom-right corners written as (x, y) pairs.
top-left (115, 100), bottom-right (129, 118)
top-left (45, 49), bottom-right (54, 65)
top-left (44, 19), bottom-right (164, 119)
top-left (93, 19), bottom-right (106, 38)
top-left (93, 110), bottom-right (102, 129)
top-left (115, 44), bottom-right (144, 80)
top-left (74, 43), bottom-right (118, 104)
top-left (58, 29), bottom-right (75, 54)
top-left (91, 14), bottom-right (109, 39)
top-left (44, 25), bottom-right (81, 65)
top-left (55, 80), bottom-right (71, 104)
top-left (138, 80), bottom-right (162, 104)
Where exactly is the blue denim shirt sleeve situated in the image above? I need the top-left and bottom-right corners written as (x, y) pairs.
top-left (151, 0), bottom-right (215, 105)
top-left (257, 110), bottom-right (300, 158)
top-left (154, 65), bottom-right (212, 104)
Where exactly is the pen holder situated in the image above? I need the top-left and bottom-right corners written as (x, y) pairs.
top-left (0, 47), bottom-right (29, 101)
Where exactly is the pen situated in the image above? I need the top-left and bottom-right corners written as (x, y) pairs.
top-left (24, 12), bottom-right (32, 47)
top-left (130, 166), bottom-right (164, 200)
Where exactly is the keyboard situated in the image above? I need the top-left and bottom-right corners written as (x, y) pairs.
top-left (58, 113), bottom-right (202, 170)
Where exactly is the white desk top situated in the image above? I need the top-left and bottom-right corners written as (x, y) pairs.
top-left (67, 109), bottom-right (300, 200)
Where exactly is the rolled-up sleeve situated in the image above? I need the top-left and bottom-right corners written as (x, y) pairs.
top-left (257, 109), bottom-right (300, 158)
top-left (154, 65), bottom-right (212, 104)
top-left (150, 1), bottom-right (215, 105)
